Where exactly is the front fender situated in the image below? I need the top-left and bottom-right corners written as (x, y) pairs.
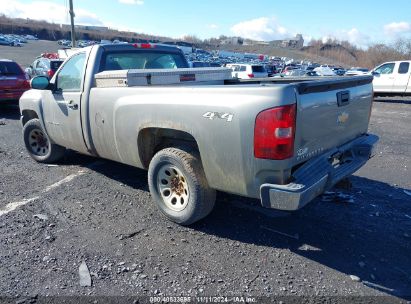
top-left (19, 89), bottom-right (45, 129)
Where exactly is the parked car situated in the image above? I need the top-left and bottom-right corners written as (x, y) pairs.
top-left (345, 67), bottom-right (369, 76)
top-left (6, 34), bottom-right (27, 44)
top-left (332, 67), bottom-right (346, 76)
top-left (282, 65), bottom-right (297, 74)
top-left (20, 43), bottom-right (378, 225)
top-left (24, 35), bottom-right (39, 40)
top-left (58, 39), bottom-right (71, 46)
top-left (372, 61), bottom-right (411, 94)
top-left (226, 63), bottom-right (268, 79)
top-left (26, 57), bottom-right (64, 79)
top-left (0, 59), bottom-right (30, 104)
top-left (314, 66), bottom-right (336, 76)
top-left (285, 69), bottom-right (319, 77)
top-left (15, 35), bottom-right (28, 43)
top-left (264, 65), bottom-right (277, 77)
top-left (2, 35), bottom-right (23, 47)
top-left (0, 36), bottom-right (14, 46)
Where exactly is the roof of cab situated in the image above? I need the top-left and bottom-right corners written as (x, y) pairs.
top-left (99, 43), bottom-right (183, 53)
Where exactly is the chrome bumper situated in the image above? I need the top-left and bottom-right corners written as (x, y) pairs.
top-left (260, 134), bottom-right (379, 211)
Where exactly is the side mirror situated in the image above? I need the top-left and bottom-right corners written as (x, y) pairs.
top-left (371, 71), bottom-right (380, 76)
top-left (30, 76), bottom-right (50, 90)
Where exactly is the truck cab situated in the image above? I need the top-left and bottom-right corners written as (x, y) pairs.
top-left (372, 61), bottom-right (411, 94)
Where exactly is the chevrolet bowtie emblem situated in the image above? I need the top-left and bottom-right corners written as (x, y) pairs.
top-left (337, 112), bottom-right (349, 124)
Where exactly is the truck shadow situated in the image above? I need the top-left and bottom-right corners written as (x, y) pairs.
top-left (63, 151), bottom-right (411, 299)
top-left (0, 104), bottom-right (20, 120)
top-left (196, 176), bottom-right (411, 299)
top-left (374, 97), bottom-right (411, 105)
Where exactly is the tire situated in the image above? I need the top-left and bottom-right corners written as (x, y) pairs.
top-left (148, 147), bottom-right (216, 225)
top-left (23, 119), bottom-right (65, 163)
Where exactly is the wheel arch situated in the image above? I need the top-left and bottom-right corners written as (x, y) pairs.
top-left (137, 127), bottom-right (200, 169)
top-left (21, 109), bottom-right (39, 126)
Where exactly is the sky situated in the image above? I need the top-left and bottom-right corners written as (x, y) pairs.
top-left (1, 0), bottom-right (411, 48)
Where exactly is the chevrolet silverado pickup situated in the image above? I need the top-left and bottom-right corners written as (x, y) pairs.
top-left (19, 43), bottom-right (378, 225)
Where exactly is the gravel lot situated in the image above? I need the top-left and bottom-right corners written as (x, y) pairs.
top-left (0, 101), bottom-right (410, 302)
top-left (0, 40), bottom-right (60, 68)
top-left (0, 44), bottom-right (410, 303)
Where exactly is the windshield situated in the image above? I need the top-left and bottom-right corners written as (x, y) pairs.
top-left (102, 51), bottom-right (189, 71)
top-left (0, 61), bottom-right (23, 76)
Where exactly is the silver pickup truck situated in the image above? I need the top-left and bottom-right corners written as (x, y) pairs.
top-left (20, 43), bottom-right (378, 225)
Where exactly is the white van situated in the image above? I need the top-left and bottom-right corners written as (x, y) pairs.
top-left (372, 61), bottom-right (411, 94)
top-left (226, 64), bottom-right (268, 79)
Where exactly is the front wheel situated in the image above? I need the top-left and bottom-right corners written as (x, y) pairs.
top-left (148, 147), bottom-right (216, 225)
top-left (23, 119), bottom-right (65, 163)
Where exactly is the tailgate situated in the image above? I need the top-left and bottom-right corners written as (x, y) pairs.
top-left (294, 76), bottom-right (373, 163)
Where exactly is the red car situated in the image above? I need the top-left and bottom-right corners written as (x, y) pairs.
top-left (0, 59), bottom-right (30, 104)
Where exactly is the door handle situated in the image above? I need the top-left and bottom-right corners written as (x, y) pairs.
top-left (67, 100), bottom-right (78, 110)
top-left (337, 91), bottom-right (350, 107)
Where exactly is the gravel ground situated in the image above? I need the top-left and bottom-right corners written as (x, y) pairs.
top-left (0, 100), bottom-right (410, 301)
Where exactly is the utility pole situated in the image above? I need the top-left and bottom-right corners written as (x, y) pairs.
top-left (69, 0), bottom-right (76, 47)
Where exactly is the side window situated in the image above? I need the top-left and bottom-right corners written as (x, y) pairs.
top-left (38, 60), bottom-right (48, 69)
top-left (398, 62), bottom-right (410, 74)
top-left (239, 66), bottom-right (247, 72)
top-left (56, 53), bottom-right (86, 92)
top-left (375, 63), bottom-right (395, 75)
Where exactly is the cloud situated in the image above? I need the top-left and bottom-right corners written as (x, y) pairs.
top-left (105, 21), bottom-right (143, 33)
top-left (0, 0), bottom-right (104, 26)
top-left (321, 28), bottom-right (370, 48)
top-left (207, 24), bottom-right (219, 29)
top-left (230, 17), bottom-right (290, 41)
top-left (384, 22), bottom-right (411, 35)
top-left (118, 0), bottom-right (144, 5)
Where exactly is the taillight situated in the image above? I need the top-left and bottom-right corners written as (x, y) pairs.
top-left (140, 43), bottom-right (153, 49)
top-left (23, 80), bottom-right (30, 89)
top-left (248, 74), bottom-right (255, 78)
top-left (47, 70), bottom-right (55, 78)
top-left (254, 104), bottom-right (296, 160)
top-left (132, 43), bottom-right (155, 49)
top-left (18, 77), bottom-right (30, 89)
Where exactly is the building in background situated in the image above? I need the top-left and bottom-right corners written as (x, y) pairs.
top-left (221, 37), bottom-right (244, 46)
top-left (271, 34), bottom-right (304, 49)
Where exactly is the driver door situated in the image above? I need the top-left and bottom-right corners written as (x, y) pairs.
top-left (43, 52), bottom-right (88, 154)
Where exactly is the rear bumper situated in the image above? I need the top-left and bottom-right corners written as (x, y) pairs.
top-left (260, 134), bottom-right (379, 211)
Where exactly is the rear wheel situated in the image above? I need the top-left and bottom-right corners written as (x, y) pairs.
top-left (23, 119), bottom-right (65, 163)
top-left (148, 147), bottom-right (216, 225)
